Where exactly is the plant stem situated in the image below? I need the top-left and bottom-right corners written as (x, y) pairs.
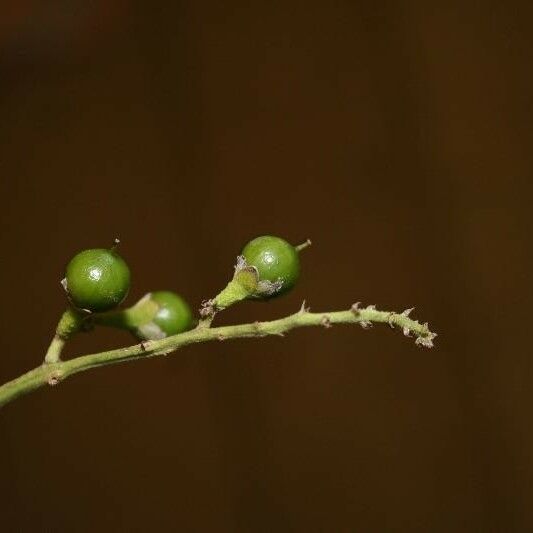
top-left (92, 293), bottom-right (159, 332)
top-left (0, 303), bottom-right (436, 409)
top-left (43, 308), bottom-right (85, 364)
top-left (43, 336), bottom-right (66, 364)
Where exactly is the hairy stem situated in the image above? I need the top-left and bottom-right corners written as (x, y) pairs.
top-left (0, 303), bottom-right (436, 409)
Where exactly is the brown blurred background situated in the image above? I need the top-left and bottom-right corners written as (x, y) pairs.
top-left (1, 1), bottom-right (532, 531)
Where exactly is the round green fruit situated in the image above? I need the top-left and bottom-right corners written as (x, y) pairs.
top-left (64, 249), bottom-right (131, 312)
top-left (147, 291), bottom-right (193, 337)
top-left (241, 235), bottom-right (300, 297)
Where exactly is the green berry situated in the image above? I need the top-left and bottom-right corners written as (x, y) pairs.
top-left (64, 249), bottom-right (131, 312)
top-left (147, 291), bottom-right (193, 337)
top-left (241, 235), bottom-right (300, 297)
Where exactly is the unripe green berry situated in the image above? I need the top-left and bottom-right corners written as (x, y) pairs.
top-left (241, 235), bottom-right (300, 297)
top-left (145, 291), bottom-right (193, 338)
top-left (64, 249), bottom-right (131, 312)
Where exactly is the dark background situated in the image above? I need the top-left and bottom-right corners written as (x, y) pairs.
top-left (1, 2), bottom-right (532, 532)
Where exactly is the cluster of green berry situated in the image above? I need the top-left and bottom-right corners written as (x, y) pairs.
top-left (62, 245), bottom-right (192, 341)
top-left (57, 236), bottom-right (307, 347)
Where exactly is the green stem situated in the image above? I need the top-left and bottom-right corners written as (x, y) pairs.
top-left (198, 269), bottom-right (259, 327)
top-left (92, 294), bottom-right (158, 332)
top-left (213, 278), bottom-right (252, 311)
top-left (43, 336), bottom-right (66, 364)
top-left (0, 303), bottom-right (436, 409)
top-left (43, 308), bottom-right (85, 364)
